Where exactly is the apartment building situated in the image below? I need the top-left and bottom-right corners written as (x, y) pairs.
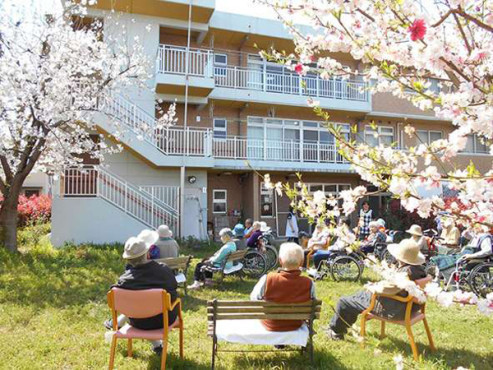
top-left (50, 0), bottom-right (492, 246)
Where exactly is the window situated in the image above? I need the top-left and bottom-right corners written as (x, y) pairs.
top-left (416, 130), bottom-right (443, 145)
top-left (213, 118), bottom-right (227, 139)
top-left (214, 53), bottom-right (227, 77)
top-left (23, 188), bottom-right (41, 198)
top-left (213, 190), bottom-right (227, 214)
top-left (307, 183), bottom-right (351, 196)
top-left (465, 135), bottom-right (489, 154)
top-left (260, 182), bottom-right (274, 217)
top-left (365, 126), bottom-right (394, 146)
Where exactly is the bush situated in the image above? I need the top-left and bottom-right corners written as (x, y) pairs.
top-left (16, 194), bottom-right (52, 226)
top-left (382, 199), bottom-right (435, 233)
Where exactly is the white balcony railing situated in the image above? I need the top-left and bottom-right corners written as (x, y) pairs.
top-left (157, 44), bottom-right (369, 102)
top-left (157, 44), bottom-right (213, 77)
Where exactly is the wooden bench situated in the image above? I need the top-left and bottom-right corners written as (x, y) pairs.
top-left (202, 250), bottom-right (248, 285)
top-left (155, 256), bottom-right (192, 295)
top-left (207, 299), bottom-right (322, 369)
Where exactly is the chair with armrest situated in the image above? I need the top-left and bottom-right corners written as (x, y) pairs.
top-left (306, 237), bottom-right (332, 268)
top-left (106, 288), bottom-right (184, 370)
top-left (360, 276), bottom-right (436, 361)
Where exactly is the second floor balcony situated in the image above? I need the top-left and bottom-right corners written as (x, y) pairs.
top-left (156, 44), bottom-right (371, 111)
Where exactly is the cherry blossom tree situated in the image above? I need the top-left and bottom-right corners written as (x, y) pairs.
top-left (0, 1), bottom-right (170, 251)
top-left (260, 0), bottom-right (493, 230)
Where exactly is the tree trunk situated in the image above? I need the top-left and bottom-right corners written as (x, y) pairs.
top-left (0, 185), bottom-right (21, 252)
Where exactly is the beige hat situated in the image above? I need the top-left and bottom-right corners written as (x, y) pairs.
top-left (157, 225), bottom-right (172, 238)
top-left (138, 229), bottom-right (159, 245)
top-left (406, 224), bottom-right (423, 237)
top-left (122, 237), bottom-right (150, 259)
top-left (387, 239), bottom-right (426, 266)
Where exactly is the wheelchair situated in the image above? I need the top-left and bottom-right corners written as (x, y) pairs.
top-left (443, 256), bottom-right (493, 298)
top-left (315, 248), bottom-right (364, 282)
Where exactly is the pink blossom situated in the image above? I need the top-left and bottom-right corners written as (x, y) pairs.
top-left (408, 19), bottom-right (427, 41)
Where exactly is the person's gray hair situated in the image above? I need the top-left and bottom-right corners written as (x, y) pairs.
top-left (369, 221), bottom-right (379, 229)
top-left (125, 253), bottom-right (148, 267)
top-left (252, 221), bottom-right (261, 230)
top-left (279, 242), bottom-right (304, 268)
top-left (219, 228), bottom-right (234, 238)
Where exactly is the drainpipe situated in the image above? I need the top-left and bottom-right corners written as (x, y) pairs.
top-left (180, 0), bottom-right (193, 238)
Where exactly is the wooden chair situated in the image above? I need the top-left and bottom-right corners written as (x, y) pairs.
top-left (207, 299), bottom-right (322, 369)
top-left (155, 256), bottom-right (192, 295)
top-left (107, 288), bottom-right (184, 370)
top-left (360, 276), bottom-right (436, 361)
top-left (202, 250), bottom-right (248, 285)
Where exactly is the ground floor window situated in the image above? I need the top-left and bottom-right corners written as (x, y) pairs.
top-left (213, 189), bottom-right (227, 214)
top-left (23, 188), bottom-right (41, 197)
top-left (260, 182), bottom-right (274, 217)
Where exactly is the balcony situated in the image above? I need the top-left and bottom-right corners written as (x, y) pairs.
top-left (152, 126), bottom-right (350, 171)
top-left (156, 44), bottom-right (371, 111)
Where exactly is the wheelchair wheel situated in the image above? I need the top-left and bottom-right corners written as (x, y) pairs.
top-left (242, 251), bottom-right (267, 278)
top-left (264, 245), bottom-right (279, 270)
top-left (330, 255), bottom-right (362, 282)
top-left (381, 249), bottom-right (397, 266)
top-left (468, 262), bottom-right (493, 298)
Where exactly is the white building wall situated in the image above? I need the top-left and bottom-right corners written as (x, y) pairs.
top-left (23, 172), bottom-right (51, 194)
top-left (51, 197), bottom-right (150, 247)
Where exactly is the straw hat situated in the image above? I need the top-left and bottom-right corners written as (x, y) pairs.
top-left (157, 225), bottom-right (172, 238)
top-left (122, 237), bottom-right (150, 259)
top-left (387, 239), bottom-right (426, 266)
top-left (406, 224), bottom-right (423, 237)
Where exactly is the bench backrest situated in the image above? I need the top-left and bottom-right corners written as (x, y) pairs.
top-left (226, 250), bottom-right (247, 263)
top-left (155, 256), bottom-right (192, 270)
top-left (207, 300), bottom-right (322, 321)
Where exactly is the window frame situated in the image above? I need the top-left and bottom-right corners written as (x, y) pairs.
top-left (214, 53), bottom-right (228, 77)
top-left (365, 125), bottom-right (395, 146)
top-left (260, 182), bottom-right (275, 218)
top-left (416, 130), bottom-right (443, 145)
top-left (213, 118), bottom-right (227, 140)
top-left (212, 189), bottom-right (227, 214)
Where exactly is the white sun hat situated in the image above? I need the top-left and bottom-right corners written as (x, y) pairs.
top-left (406, 224), bottom-right (423, 237)
top-left (137, 229), bottom-right (159, 246)
top-left (122, 237), bottom-right (150, 259)
top-left (157, 225), bottom-right (173, 238)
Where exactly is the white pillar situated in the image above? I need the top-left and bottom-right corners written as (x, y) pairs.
top-left (180, 166), bottom-right (186, 237)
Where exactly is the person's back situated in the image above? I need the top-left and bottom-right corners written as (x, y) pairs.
top-left (114, 260), bottom-right (178, 330)
top-left (262, 269), bottom-right (312, 331)
top-left (250, 243), bottom-right (314, 332)
top-left (247, 228), bottom-right (263, 249)
top-left (153, 237), bottom-right (179, 258)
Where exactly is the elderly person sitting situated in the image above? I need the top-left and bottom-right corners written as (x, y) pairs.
top-left (406, 224), bottom-right (429, 254)
top-left (233, 223), bottom-right (246, 250)
top-left (104, 236), bottom-right (179, 354)
top-left (188, 228), bottom-right (237, 290)
top-left (147, 225), bottom-right (179, 259)
top-left (247, 221), bottom-right (263, 250)
top-left (326, 239), bottom-right (426, 340)
top-left (250, 242), bottom-right (315, 331)
top-left (431, 223), bottom-right (492, 281)
top-left (244, 218), bottom-right (254, 238)
top-left (438, 218), bottom-right (460, 254)
top-left (360, 221), bottom-right (386, 254)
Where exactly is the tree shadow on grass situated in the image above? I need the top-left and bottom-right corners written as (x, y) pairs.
top-left (0, 244), bottom-right (124, 309)
top-left (378, 335), bottom-right (493, 370)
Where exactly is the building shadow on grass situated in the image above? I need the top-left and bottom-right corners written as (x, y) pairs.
top-left (378, 336), bottom-right (493, 370)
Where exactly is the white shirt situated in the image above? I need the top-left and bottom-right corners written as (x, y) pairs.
top-left (285, 213), bottom-right (299, 237)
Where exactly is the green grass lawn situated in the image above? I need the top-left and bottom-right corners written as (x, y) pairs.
top-left (0, 224), bottom-right (492, 369)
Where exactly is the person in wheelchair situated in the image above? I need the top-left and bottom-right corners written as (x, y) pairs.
top-left (359, 221), bottom-right (386, 254)
top-left (430, 223), bottom-right (492, 282)
top-left (308, 218), bottom-right (354, 277)
top-left (247, 221), bottom-right (264, 251)
top-left (406, 225), bottom-right (429, 255)
top-left (437, 218), bottom-right (460, 254)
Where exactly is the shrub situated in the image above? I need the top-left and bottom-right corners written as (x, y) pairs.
top-left (382, 199), bottom-right (435, 234)
top-left (0, 194), bottom-right (52, 226)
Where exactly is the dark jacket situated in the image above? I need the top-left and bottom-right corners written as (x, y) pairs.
top-left (376, 264), bottom-right (427, 319)
top-left (113, 260), bottom-right (178, 330)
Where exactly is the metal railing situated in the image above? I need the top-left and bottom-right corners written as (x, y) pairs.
top-left (157, 45), bottom-right (213, 77)
top-left (62, 167), bottom-right (179, 233)
top-left (157, 44), bottom-right (369, 102)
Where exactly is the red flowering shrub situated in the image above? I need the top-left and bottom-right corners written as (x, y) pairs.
top-left (0, 194), bottom-right (52, 226)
